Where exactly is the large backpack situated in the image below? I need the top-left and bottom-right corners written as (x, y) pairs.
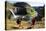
top-left (13, 2), bottom-right (30, 15)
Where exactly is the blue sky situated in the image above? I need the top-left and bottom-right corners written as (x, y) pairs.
top-left (6, 0), bottom-right (44, 6)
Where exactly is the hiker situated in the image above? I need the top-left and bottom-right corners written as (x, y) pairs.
top-left (9, 2), bottom-right (38, 28)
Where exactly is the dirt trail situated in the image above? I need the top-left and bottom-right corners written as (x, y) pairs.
top-left (5, 18), bottom-right (45, 30)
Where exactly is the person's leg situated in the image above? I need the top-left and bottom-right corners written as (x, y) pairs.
top-left (31, 18), bottom-right (35, 25)
top-left (31, 18), bottom-right (36, 28)
top-left (16, 19), bottom-right (21, 24)
top-left (28, 17), bottom-right (35, 27)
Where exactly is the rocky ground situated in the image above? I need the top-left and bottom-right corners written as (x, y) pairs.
top-left (5, 17), bottom-right (45, 30)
